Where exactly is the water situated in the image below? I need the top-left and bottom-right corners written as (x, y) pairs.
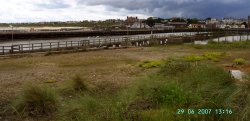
top-left (195, 35), bottom-right (250, 45)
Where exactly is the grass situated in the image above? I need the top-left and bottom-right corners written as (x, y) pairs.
top-left (49, 59), bottom-right (248, 121)
top-left (183, 51), bottom-right (228, 62)
top-left (1, 45), bottom-right (250, 121)
top-left (138, 60), bottom-right (163, 68)
top-left (71, 75), bottom-right (88, 92)
top-left (192, 40), bottom-right (250, 49)
top-left (12, 84), bottom-right (58, 117)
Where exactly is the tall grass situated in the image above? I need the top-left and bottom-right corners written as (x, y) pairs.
top-left (13, 84), bottom-right (58, 117)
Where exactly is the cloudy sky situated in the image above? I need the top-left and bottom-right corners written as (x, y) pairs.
top-left (0, 0), bottom-right (249, 23)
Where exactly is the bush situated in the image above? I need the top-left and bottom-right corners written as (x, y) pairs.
top-left (234, 58), bottom-right (246, 65)
top-left (13, 85), bottom-right (58, 117)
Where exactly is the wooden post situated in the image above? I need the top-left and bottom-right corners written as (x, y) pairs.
top-left (41, 43), bottom-right (43, 50)
top-left (32, 44), bottom-right (34, 51)
top-left (2, 46), bottom-right (4, 55)
top-left (21, 45), bottom-right (23, 52)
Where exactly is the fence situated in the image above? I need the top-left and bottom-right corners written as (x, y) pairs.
top-left (0, 34), bottom-right (174, 55)
top-left (1, 31), bottom-right (246, 56)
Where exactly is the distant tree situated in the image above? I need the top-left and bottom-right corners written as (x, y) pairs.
top-left (187, 18), bottom-right (199, 24)
top-left (155, 18), bottom-right (164, 23)
top-left (171, 18), bottom-right (186, 22)
top-left (146, 17), bottom-right (155, 28)
top-left (206, 17), bottom-right (212, 20)
top-left (242, 22), bottom-right (248, 28)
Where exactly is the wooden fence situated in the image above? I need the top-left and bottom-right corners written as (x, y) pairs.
top-left (1, 32), bottom-right (249, 56)
top-left (0, 34), bottom-right (171, 55)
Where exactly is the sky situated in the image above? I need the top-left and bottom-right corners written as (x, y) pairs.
top-left (0, 0), bottom-right (249, 23)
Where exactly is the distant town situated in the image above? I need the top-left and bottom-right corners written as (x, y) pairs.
top-left (0, 16), bottom-right (250, 32)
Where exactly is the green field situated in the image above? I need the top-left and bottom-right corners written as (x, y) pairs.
top-left (0, 41), bottom-right (250, 121)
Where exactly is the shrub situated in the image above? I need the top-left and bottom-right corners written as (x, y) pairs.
top-left (13, 85), bottom-right (58, 117)
top-left (234, 58), bottom-right (246, 65)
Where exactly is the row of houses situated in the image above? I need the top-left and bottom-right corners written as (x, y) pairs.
top-left (123, 16), bottom-right (250, 29)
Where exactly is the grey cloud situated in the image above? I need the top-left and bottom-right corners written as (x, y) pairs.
top-left (36, 0), bottom-right (71, 9)
top-left (77, 0), bottom-right (250, 18)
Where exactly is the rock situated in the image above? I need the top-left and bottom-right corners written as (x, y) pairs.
top-left (229, 70), bottom-right (247, 81)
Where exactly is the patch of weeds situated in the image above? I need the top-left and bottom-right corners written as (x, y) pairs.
top-left (183, 52), bottom-right (228, 62)
top-left (234, 58), bottom-right (246, 65)
top-left (138, 60), bottom-right (163, 69)
top-left (203, 51), bottom-right (227, 60)
top-left (12, 84), bottom-right (58, 117)
top-left (160, 58), bottom-right (192, 75)
top-left (183, 55), bottom-right (205, 62)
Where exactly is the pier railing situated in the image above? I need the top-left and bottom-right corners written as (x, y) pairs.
top-left (1, 32), bottom-right (248, 56)
top-left (0, 34), bottom-right (174, 55)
